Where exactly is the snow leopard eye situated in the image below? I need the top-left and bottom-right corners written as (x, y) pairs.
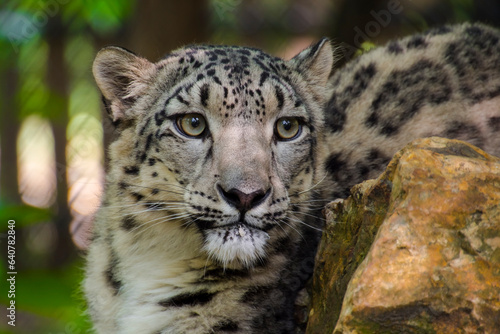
top-left (176, 113), bottom-right (207, 138)
top-left (275, 117), bottom-right (301, 140)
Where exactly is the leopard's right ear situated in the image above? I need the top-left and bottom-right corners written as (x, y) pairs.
top-left (93, 46), bottom-right (155, 122)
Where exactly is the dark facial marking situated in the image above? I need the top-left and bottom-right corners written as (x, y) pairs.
top-left (211, 320), bottom-right (239, 332)
top-left (177, 95), bottom-right (190, 106)
top-left (121, 216), bottom-right (138, 230)
top-left (200, 83), bottom-right (210, 107)
top-left (124, 166), bottom-right (140, 175)
top-left (164, 86), bottom-right (183, 109)
top-left (139, 117), bottom-right (151, 136)
top-left (131, 192), bottom-right (144, 202)
top-left (155, 110), bottom-right (168, 126)
top-left (201, 268), bottom-right (248, 281)
top-left (119, 181), bottom-right (129, 189)
top-left (158, 290), bottom-right (216, 308)
top-left (259, 72), bottom-right (269, 86)
top-left (105, 252), bottom-right (122, 295)
top-left (275, 85), bottom-right (284, 110)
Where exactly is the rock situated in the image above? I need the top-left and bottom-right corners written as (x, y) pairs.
top-left (306, 137), bottom-right (500, 334)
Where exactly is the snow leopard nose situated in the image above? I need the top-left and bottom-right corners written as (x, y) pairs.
top-left (217, 186), bottom-right (271, 212)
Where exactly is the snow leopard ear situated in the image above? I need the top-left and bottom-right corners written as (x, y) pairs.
top-left (289, 38), bottom-right (335, 87)
top-left (93, 46), bottom-right (156, 122)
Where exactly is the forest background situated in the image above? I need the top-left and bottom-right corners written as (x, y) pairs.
top-left (1, 0), bottom-right (499, 332)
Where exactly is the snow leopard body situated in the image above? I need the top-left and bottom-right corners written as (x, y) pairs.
top-left (84, 23), bottom-right (500, 333)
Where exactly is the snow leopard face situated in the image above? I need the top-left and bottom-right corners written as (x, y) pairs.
top-left (92, 40), bottom-right (333, 269)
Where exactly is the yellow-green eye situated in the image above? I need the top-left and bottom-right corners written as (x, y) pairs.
top-left (176, 113), bottom-right (207, 137)
top-left (275, 117), bottom-right (301, 140)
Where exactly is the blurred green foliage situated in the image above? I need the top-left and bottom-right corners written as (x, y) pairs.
top-left (0, 260), bottom-right (91, 333)
top-left (0, 204), bottom-right (51, 229)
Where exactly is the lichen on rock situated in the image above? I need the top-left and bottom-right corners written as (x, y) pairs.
top-left (306, 137), bottom-right (500, 334)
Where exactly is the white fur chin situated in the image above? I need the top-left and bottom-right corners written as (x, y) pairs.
top-left (203, 224), bottom-right (270, 268)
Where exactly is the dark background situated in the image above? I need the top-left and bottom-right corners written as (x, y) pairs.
top-left (0, 0), bottom-right (499, 332)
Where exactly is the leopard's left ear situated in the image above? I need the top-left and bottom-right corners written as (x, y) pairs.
top-left (289, 38), bottom-right (334, 86)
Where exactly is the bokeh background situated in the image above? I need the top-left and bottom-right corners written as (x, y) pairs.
top-left (0, 0), bottom-right (499, 333)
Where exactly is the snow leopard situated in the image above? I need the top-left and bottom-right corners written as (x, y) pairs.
top-left (84, 22), bottom-right (500, 333)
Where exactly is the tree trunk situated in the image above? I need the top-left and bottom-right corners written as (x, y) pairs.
top-left (46, 17), bottom-right (75, 267)
top-left (0, 58), bottom-right (20, 204)
top-left (128, 0), bottom-right (210, 60)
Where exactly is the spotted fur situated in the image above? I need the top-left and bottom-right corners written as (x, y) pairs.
top-left (322, 22), bottom-right (500, 199)
top-left (85, 23), bottom-right (500, 333)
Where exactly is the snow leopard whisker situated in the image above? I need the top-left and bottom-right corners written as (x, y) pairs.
top-left (272, 218), bottom-right (290, 236)
top-left (131, 213), bottom-right (194, 235)
top-left (133, 211), bottom-right (193, 227)
top-left (99, 181), bottom-right (186, 197)
top-left (106, 181), bottom-right (189, 193)
top-left (292, 198), bottom-right (330, 204)
top-left (202, 257), bottom-right (212, 278)
top-left (180, 215), bottom-right (207, 228)
top-left (120, 205), bottom-right (189, 218)
top-left (107, 205), bottom-right (188, 217)
top-left (295, 198), bottom-right (331, 203)
top-left (289, 202), bottom-right (327, 209)
top-left (130, 201), bottom-right (188, 207)
top-left (140, 212), bottom-right (193, 226)
top-left (130, 219), bottom-right (178, 237)
top-left (276, 218), bottom-right (305, 241)
top-left (294, 173), bottom-right (329, 196)
top-left (294, 211), bottom-right (325, 222)
top-left (286, 215), bottom-right (323, 232)
top-left (116, 202), bottom-right (186, 217)
top-left (104, 201), bottom-right (187, 209)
